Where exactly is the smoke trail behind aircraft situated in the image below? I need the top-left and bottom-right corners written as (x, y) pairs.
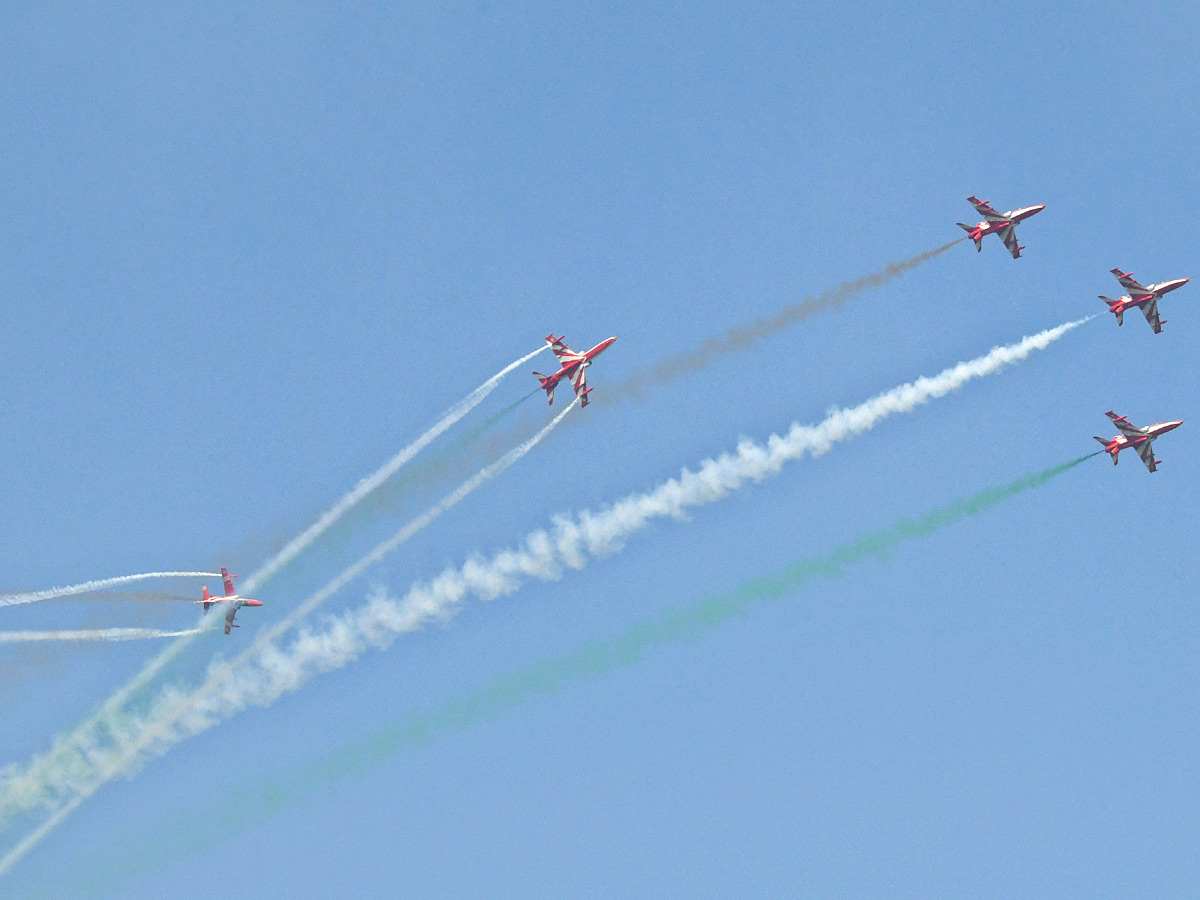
top-left (0, 629), bottom-right (206, 644)
top-left (245, 345), bottom-right (548, 593)
top-left (47, 454), bottom-right (1097, 896)
top-left (0, 317), bottom-right (1088, 865)
top-left (0, 399), bottom-right (580, 855)
top-left (348, 388), bottom-right (544, 519)
top-left (46, 593), bottom-right (196, 604)
top-left (0, 574), bottom-right (220, 608)
top-left (604, 240), bottom-right (962, 402)
top-left (0, 348), bottom-right (550, 841)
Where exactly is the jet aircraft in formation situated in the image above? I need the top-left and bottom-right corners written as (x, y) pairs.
top-left (195, 567), bottom-right (263, 634)
top-left (957, 195), bottom-right (1188, 472)
top-left (533, 333), bottom-right (618, 408)
top-left (957, 196), bottom-right (1045, 259)
top-left (1093, 411), bottom-right (1182, 473)
top-left (1100, 268), bottom-right (1190, 334)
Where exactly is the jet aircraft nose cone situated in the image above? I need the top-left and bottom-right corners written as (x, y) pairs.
top-left (246, 599), bottom-right (263, 606)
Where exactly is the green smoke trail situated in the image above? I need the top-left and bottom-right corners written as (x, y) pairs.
top-left (274, 390), bottom-right (544, 587)
top-left (392, 388), bottom-right (542, 491)
top-left (39, 453), bottom-right (1096, 898)
top-left (340, 389), bottom-right (542, 527)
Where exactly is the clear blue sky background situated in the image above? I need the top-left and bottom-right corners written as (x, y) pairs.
top-left (2, 2), bottom-right (1199, 897)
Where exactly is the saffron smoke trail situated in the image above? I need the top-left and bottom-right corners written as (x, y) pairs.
top-left (45, 593), bottom-right (196, 604)
top-left (603, 240), bottom-right (962, 403)
top-left (0, 574), bottom-right (220, 608)
top-left (0, 347), bottom-right (548, 840)
top-left (44, 454), bottom-right (1097, 897)
top-left (0, 629), bottom-right (206, 644)
top-left (0, 399), bottom-right (580, 871)
top-left (351, 388), bottom-right (544, 517)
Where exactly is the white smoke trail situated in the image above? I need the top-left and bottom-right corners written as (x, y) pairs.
top-left (244, 344), bottom-right (547, 594)
top-left (0, 319), bottom-right (1088, 880)
top-left (0, 574), bottom-right (220, 608)
top-left (0, 398), bottom-right (579, 869)
top-left (0, 628), bottom-right (205, 644)
top-left (0, 349), bottom-right (546, 842)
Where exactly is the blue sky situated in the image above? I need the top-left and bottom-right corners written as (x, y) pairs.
top-left (2, 1), bottom-right (1199, 896)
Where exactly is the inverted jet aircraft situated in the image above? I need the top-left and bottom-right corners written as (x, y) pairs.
top-left (194, 567), bottom-right (262, 634)
top-left (533, 334), bottom-right (617, 408)
top-left (1100, 268), bottom-right (1190, 334)
top-left (1093, 411), bottom-right (1182, 473)
top-left (957, 196), bottom-right (1046, 258)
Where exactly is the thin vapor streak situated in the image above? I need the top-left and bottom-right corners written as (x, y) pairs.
top-left (603, 240), bottom-right (961, 402)
top-left (243, 345), bottom-right (548, 594)
top-left (0, 629), bottom-right (205, 644)
top-left (0, 399), bottom-right (579, 872)
top-left (46, 593), bottom-right (196, 604)
top-left (0, 574), bottom-right (220, 608)
top-left (0, 318), bottom-right (1087, 874)
top-left (0, 348), bottom-right (546, 842)
top-left (240, 396), bottom-right (580, 662)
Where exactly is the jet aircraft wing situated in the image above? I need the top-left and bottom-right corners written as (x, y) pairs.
top-left (1140, 297), bottom-right (1163, 333)
top-left (569, 363), bottom-right (588, 404)
top-left (224, 607), bottom-right (238, 634)
top-left (968, 196), bottom-right (1007, 223)
top-left (1106, 411), bottom-right (1144, 437)
top-left (999, 224), bottom-right (1022, 258)
top-left (1111, 268), bottom-right (1148, 295)
top-left (547, 335), bottom-right (586, 367)
top-left (1135, 439), bottom-right (1159, 472)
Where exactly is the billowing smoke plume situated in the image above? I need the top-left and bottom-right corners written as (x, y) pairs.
top-left (0, 318), bottom-right (1086, 876)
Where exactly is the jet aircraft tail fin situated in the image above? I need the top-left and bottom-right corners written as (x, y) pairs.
top-left (1099, 296), bottom-right (1124, 325)
top-left (957, 223), bottom-right (982, 251)
top-left (533, 372), bottom-right (556, 405)
top-left (195, 585), bottom-right (214, 612)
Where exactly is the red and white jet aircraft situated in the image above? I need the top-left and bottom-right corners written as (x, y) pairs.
top-left (1100, 268), bottom-right (1190, 334)
top-left (1093, 411), bottom-right (1183, 473)
top-left (533, 333), bottom-right (617, 408)
top-left (957, 196), bottom-right (1046, 258)
top-left (194, 567), bottom-right (262, 634)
